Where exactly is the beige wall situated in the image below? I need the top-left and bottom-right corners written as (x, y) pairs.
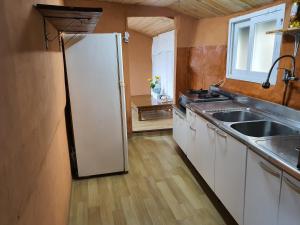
top-left (0, 1), bottom-right (71, 225)
top-left (191, 16), bottom-right (230, 46)
top-left (128, 30), bottom-right (152, 96)
top-left (175, 15), bottom-right (198, 48)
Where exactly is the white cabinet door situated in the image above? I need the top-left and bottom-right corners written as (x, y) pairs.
top-left (173, 110), bottom-right (188, 154)
top-left (173, 110), bottom-right (181, 146)
top-left (215, 130), bottom-right (247, 225)
top-left (244, 150), bottom-right (282, 225)
top-left (179, 113), bottom-right (188, 155)
top-left (186, 109), bottom-right (197, 162)
top-left (195, 116), bottom-right (216, 191)
top-left (186, 108), bottom-right (196, 128)
top-left (278, 173), bottom-right (300, 225)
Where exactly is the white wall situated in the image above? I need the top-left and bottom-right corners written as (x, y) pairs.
top-left (152, 30), bottom-right (175, 99)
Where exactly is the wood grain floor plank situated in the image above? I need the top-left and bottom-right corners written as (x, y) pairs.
top-left (88, 207), bottom-right (101, 225)
top-left (157, 181), bottom-right (189, 220)
top-left (144, 197), bottom-right (167, 225)
top-left (172, 175), bottom-right (205, 210)
top-left (112, 209), bottom-right (127, 225)
top-left (121, 196), bottom-right (140, 225)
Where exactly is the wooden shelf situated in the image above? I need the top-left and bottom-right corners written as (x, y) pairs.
top-left (266, 27), bottom-right (300, 57)
top-left (35, 4), bottom-right (103, 33)
top-left (266, 27), bottom-right (300, 36)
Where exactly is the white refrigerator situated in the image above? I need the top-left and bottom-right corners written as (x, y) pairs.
top-left (63, 33), bottom-right (128, 177)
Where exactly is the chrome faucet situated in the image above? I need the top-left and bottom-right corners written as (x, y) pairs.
top-left (262, 55), bottom-right (297, 89)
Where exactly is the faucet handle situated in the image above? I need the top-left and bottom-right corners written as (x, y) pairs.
top-left (282, 69), bottom-right (292, 84)
top-left (290, 76), bottom-right (299, 81)
top-left (282, 69), bottom-right (299, 82)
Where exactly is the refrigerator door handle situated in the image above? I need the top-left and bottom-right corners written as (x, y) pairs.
top-left (115, 33), bottom-right (129, 172)
top-left (119, 81), bottom-right (126, 87)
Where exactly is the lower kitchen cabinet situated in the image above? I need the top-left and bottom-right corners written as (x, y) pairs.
top-left (186, 126), bottom-right (196, 162)
top-left (173, 109), bottom-right (188, 154)
top-left (278, 173), bottom-right (300, 225)
top-left (244, 150), bottom-right (282, 225)
top-left (215, 129), bottom-right (247, 225)
top-left (186, 109), bottom-right (197, 165)
top-left (195, 116), bottom-right (216, 191)
top-left (174, 110), bottom-right (300, 225)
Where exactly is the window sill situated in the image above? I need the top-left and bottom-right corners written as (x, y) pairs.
top-left (226, 74), bottom-right (277, 85)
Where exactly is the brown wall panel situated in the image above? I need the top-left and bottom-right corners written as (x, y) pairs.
top-left (175, 47), bottom-right (191, 102)
top-left (17, 119), bottom-right (71, 225)
top-left (0, 0), bottom-right (71, 225)
top-left (128, 30), bottom-right (152, 96)
top-left (189, 45), bottom-right (227, 90)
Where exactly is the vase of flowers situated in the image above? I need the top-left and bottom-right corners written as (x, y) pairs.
top-left (148, 76), bottom-right (161, 93)
top-left (148, 76), bottom-right (161, 99)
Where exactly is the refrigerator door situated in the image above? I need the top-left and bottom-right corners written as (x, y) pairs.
top-left (64, 33), bottom-right (127, 177)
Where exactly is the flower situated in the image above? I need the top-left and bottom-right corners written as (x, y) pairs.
top-left (148, 75), bottom-right (160, 89)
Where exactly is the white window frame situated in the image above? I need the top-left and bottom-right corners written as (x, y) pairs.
top-left (226, 4), bottom-right (286, 85)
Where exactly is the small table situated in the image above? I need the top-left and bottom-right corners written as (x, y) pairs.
top-left (131, 95), bottom-right (173, 121)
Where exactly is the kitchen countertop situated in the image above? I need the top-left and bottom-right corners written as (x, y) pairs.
top-left (173, 89), bottom-right (300, 180)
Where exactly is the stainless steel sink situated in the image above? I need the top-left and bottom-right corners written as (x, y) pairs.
top-left (231, 121), bottom-right (299, 137)
top-left (256, 136), bottom-right (300, 169)
top-left (212, 110), bottom-right (264, 122)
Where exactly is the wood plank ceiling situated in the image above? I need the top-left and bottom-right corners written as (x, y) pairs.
top-left (127, 17), bottom-right (175, 36)
top-left (100, 0), bottom-right (274, 18)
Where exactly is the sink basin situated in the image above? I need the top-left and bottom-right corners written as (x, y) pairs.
top-left (231, 121), bottom-right (299, 137)
top-left (212, 110), bottom-right (264, 122)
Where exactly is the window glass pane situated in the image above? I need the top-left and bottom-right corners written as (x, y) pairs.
top-left (235, 26), bottom-right (250, 70)
top-left (251, 20), bottom-right (276, 73)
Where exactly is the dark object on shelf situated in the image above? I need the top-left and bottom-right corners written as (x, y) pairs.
top-left (289, 1), bottom-right (300, 28)
top-left (35, 4), bottom-right (102, 33)
top-left (35, 4), bottom-right (103, 48)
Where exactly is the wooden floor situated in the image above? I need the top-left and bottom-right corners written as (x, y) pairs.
top-left (68, 133), bottom-right (225, 225)
top-left (131, 107), bottom-right (173, 132)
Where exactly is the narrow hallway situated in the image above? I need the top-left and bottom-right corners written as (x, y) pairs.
top-left (68, 132), bottom-right (225, 225)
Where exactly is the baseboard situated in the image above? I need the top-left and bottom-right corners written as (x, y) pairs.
top-left (73, 171), bottom-right (128, 180)
top-left (131, 128), bottom-right (172, 136)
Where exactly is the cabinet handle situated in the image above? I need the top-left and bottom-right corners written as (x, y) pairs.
top-left (259, 161), bottom-right (281, 178)
top-left (175, 111), bottom-right (184, 120)
top-left (207, 123), bottom-right (216, 131)
top-left (189, 126), bottom-right (196, 132)
top-left (216, 129), bottom-right (227, 138)
top-left (284, 177), bottom-right (300, 194)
